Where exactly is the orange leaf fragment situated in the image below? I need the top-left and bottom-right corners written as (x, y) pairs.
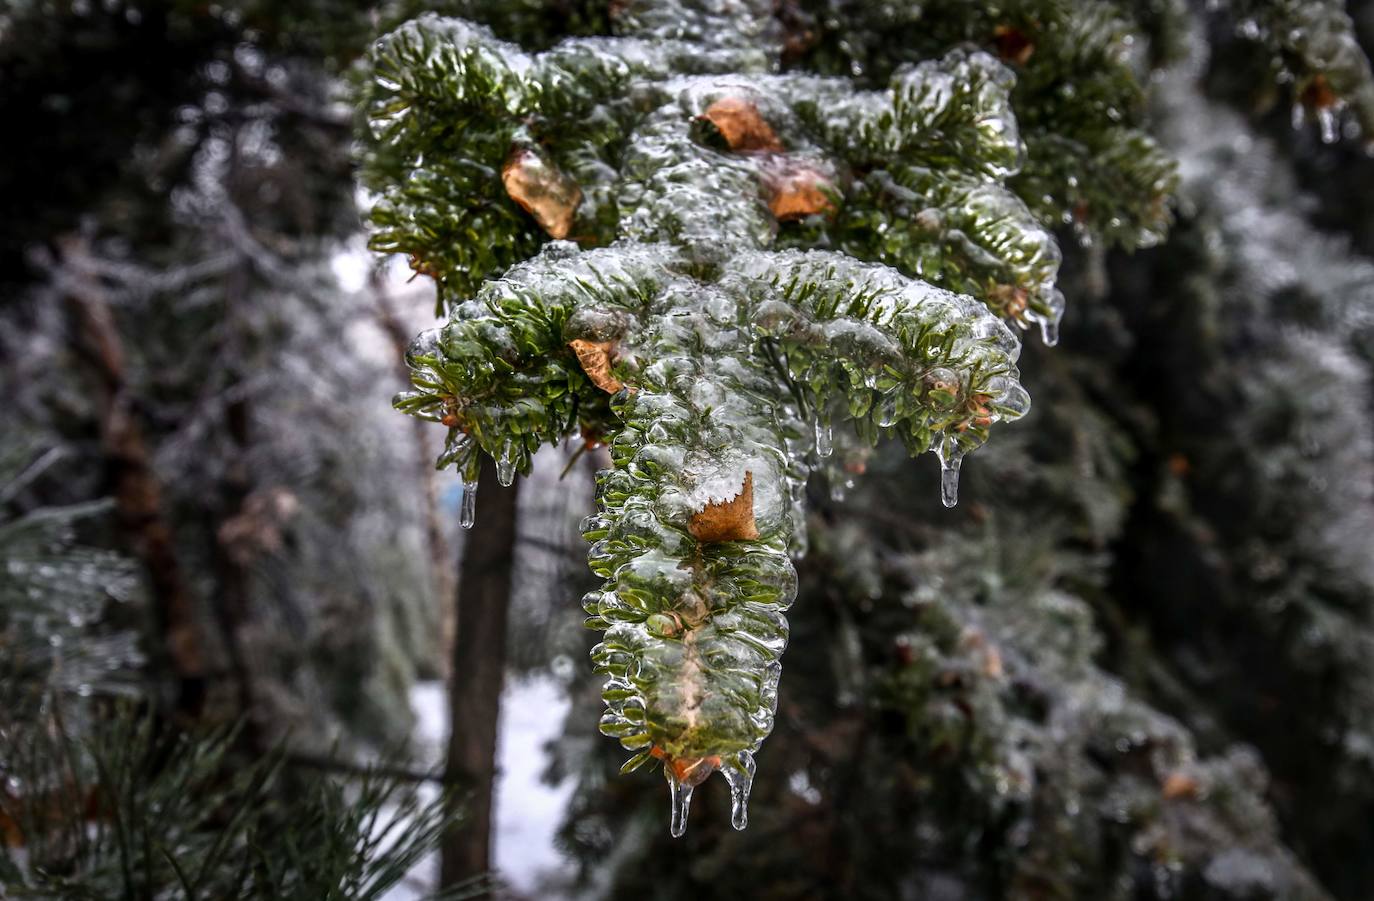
top-left (700, 96), bottom-right (784, 153)
top-left (993, 24), bottom-right (1035, 66)
top-left (761, 157), bottom-right (836, 220)
top-left (502, 147), bottom-right (582, 239)
top-left (650, 747), bottom-right (722, 788)
top-left (1162, 771), bottom-right (1200, 800)
top-left (688, 471), bottom-right (760, 543)
top-left (407, 255), bottom-right (441, 280)
top-left (569, 339), bottom-right (623, 393)
top-left (1301, 73), bottom-right (1338, 111)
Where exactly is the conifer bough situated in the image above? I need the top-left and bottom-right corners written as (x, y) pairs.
top-left (362, 0), bottom-right (1143, 835)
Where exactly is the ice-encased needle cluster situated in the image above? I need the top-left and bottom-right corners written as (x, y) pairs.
top-left (1217, 0), bottom-right (1374, 145)
top-left (372, 0), bottom-right (1044, 835)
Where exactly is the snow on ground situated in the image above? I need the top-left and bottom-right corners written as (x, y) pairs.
top-left (386, 677), bottom-right (576, 899)
top-left (492, 677), bottom-right (577, 891)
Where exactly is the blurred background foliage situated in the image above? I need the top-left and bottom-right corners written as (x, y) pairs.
top-left (2, 0), bottom-right (1374, 899)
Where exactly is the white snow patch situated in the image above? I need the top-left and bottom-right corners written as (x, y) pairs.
top-left (492, 677), bottom-right (577, 893)
top-left (330, 240), bottom-right (372, 294)
top-left (385, 677), bottom-right (575, 899)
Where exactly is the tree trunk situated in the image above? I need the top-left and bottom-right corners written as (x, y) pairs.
top-left (59, 235), bottom-right (208, 718)
top-left (206, 198), bottom-right (261, 731)
top-left (440, 455), bottom-right (520, 889)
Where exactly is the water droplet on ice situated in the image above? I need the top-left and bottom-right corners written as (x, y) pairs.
top-left (666, 771), bottom-right (695, 838)
top-left (815, 419), bottom-right (833, 458)
top-left (876, 394), bottom-right (899, 428)
top-left (1039, 317), bottom-right (1060, 347)
top-left (459, 481), bottom-right (477, 529)
top-left (722, 752), bottom-right (757, 830)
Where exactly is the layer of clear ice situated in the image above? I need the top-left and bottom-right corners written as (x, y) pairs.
top-left (375, 0), bottom-right (1046, 835)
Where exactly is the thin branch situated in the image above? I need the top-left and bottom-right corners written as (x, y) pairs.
top-left (279, 751), bottom-right (450, 787)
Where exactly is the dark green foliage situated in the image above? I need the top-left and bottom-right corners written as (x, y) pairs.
top-left (0, 0), bottom-right (374, 286)
top-left (783, 0), bottom-right (1181, 248)
top-left (0, 442), bottom-right (467, 901)
top-left (1, 0), bottom-right (456, 748)
top-left (0, 707), bottom-right (467, 901)
top-left (1213, 0), bottom-right (1374, 140)
top-left (1098, 61), bottom-right (1374, 898)
top-left (0, 441), bottom-right (144, 723)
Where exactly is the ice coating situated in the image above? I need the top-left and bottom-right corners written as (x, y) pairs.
top-left (365, 4), bottom-right (1071, 337)
top-left (372, 0), bottom-right (1040, 834)
top-left (397, 241), bottom-right (1029, 832)
top-left (1217, 0), bottom-right (1374, 143)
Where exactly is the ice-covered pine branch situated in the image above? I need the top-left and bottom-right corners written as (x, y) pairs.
top-left (360, 0), bottom-right (1176, 836)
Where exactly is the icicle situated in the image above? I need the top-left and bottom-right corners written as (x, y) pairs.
top-left (459, 481), bottom-right (477, 529)
top-left (1316, 106), bottom-right (1339, 144)
top-left (814, 418), bottom-right (833, 458)
top-left (935, 439), bottom-right (964, 508)
top-left (1038, 316), bottom-right (1060, 347)
top-left (940, 457), bottom-right (962, 508)
top-left (496, 440), bottom-right (517, 487)
top-left (721, 752), bottom-right (756, 831)
top-left (666, 770), bottom-right (695, 838)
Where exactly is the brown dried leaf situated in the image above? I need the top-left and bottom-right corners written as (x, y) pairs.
top-left (217, 487), bottom-right (300, 565)
top-left (700, 97), bottom-right (784, 152)
top-left (1302, 73), bottom-right (1338, 110)
top-left (649, 748), bottom-right (722, 787)
top-left (502, 147), bottom-right (582, 239)
top-left (993, 24), bottom-right (1035, 66)
top-left (982, 644), bottom-right (1004, 679)
top-left (688, 471), bottom-right (761, 542)
top-left (1161, 771), bottom-right (1200, 800)
top-left (761, 157), bottom-right (837, 220)
top-left (569, 339), bottom-right (623, 393)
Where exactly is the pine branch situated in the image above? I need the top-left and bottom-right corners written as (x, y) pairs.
top-left (366, 0), bottom-right (1050, 835)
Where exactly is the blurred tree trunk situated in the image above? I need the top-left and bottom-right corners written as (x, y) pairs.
top-left (59, 235), bottom-right (208, 717)
top-left (205, 140), bottom-right (261, 735)
top-left (441, 455), bottom-right (519, 889)
top-left (208, 344), bottom-right (258, 728)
